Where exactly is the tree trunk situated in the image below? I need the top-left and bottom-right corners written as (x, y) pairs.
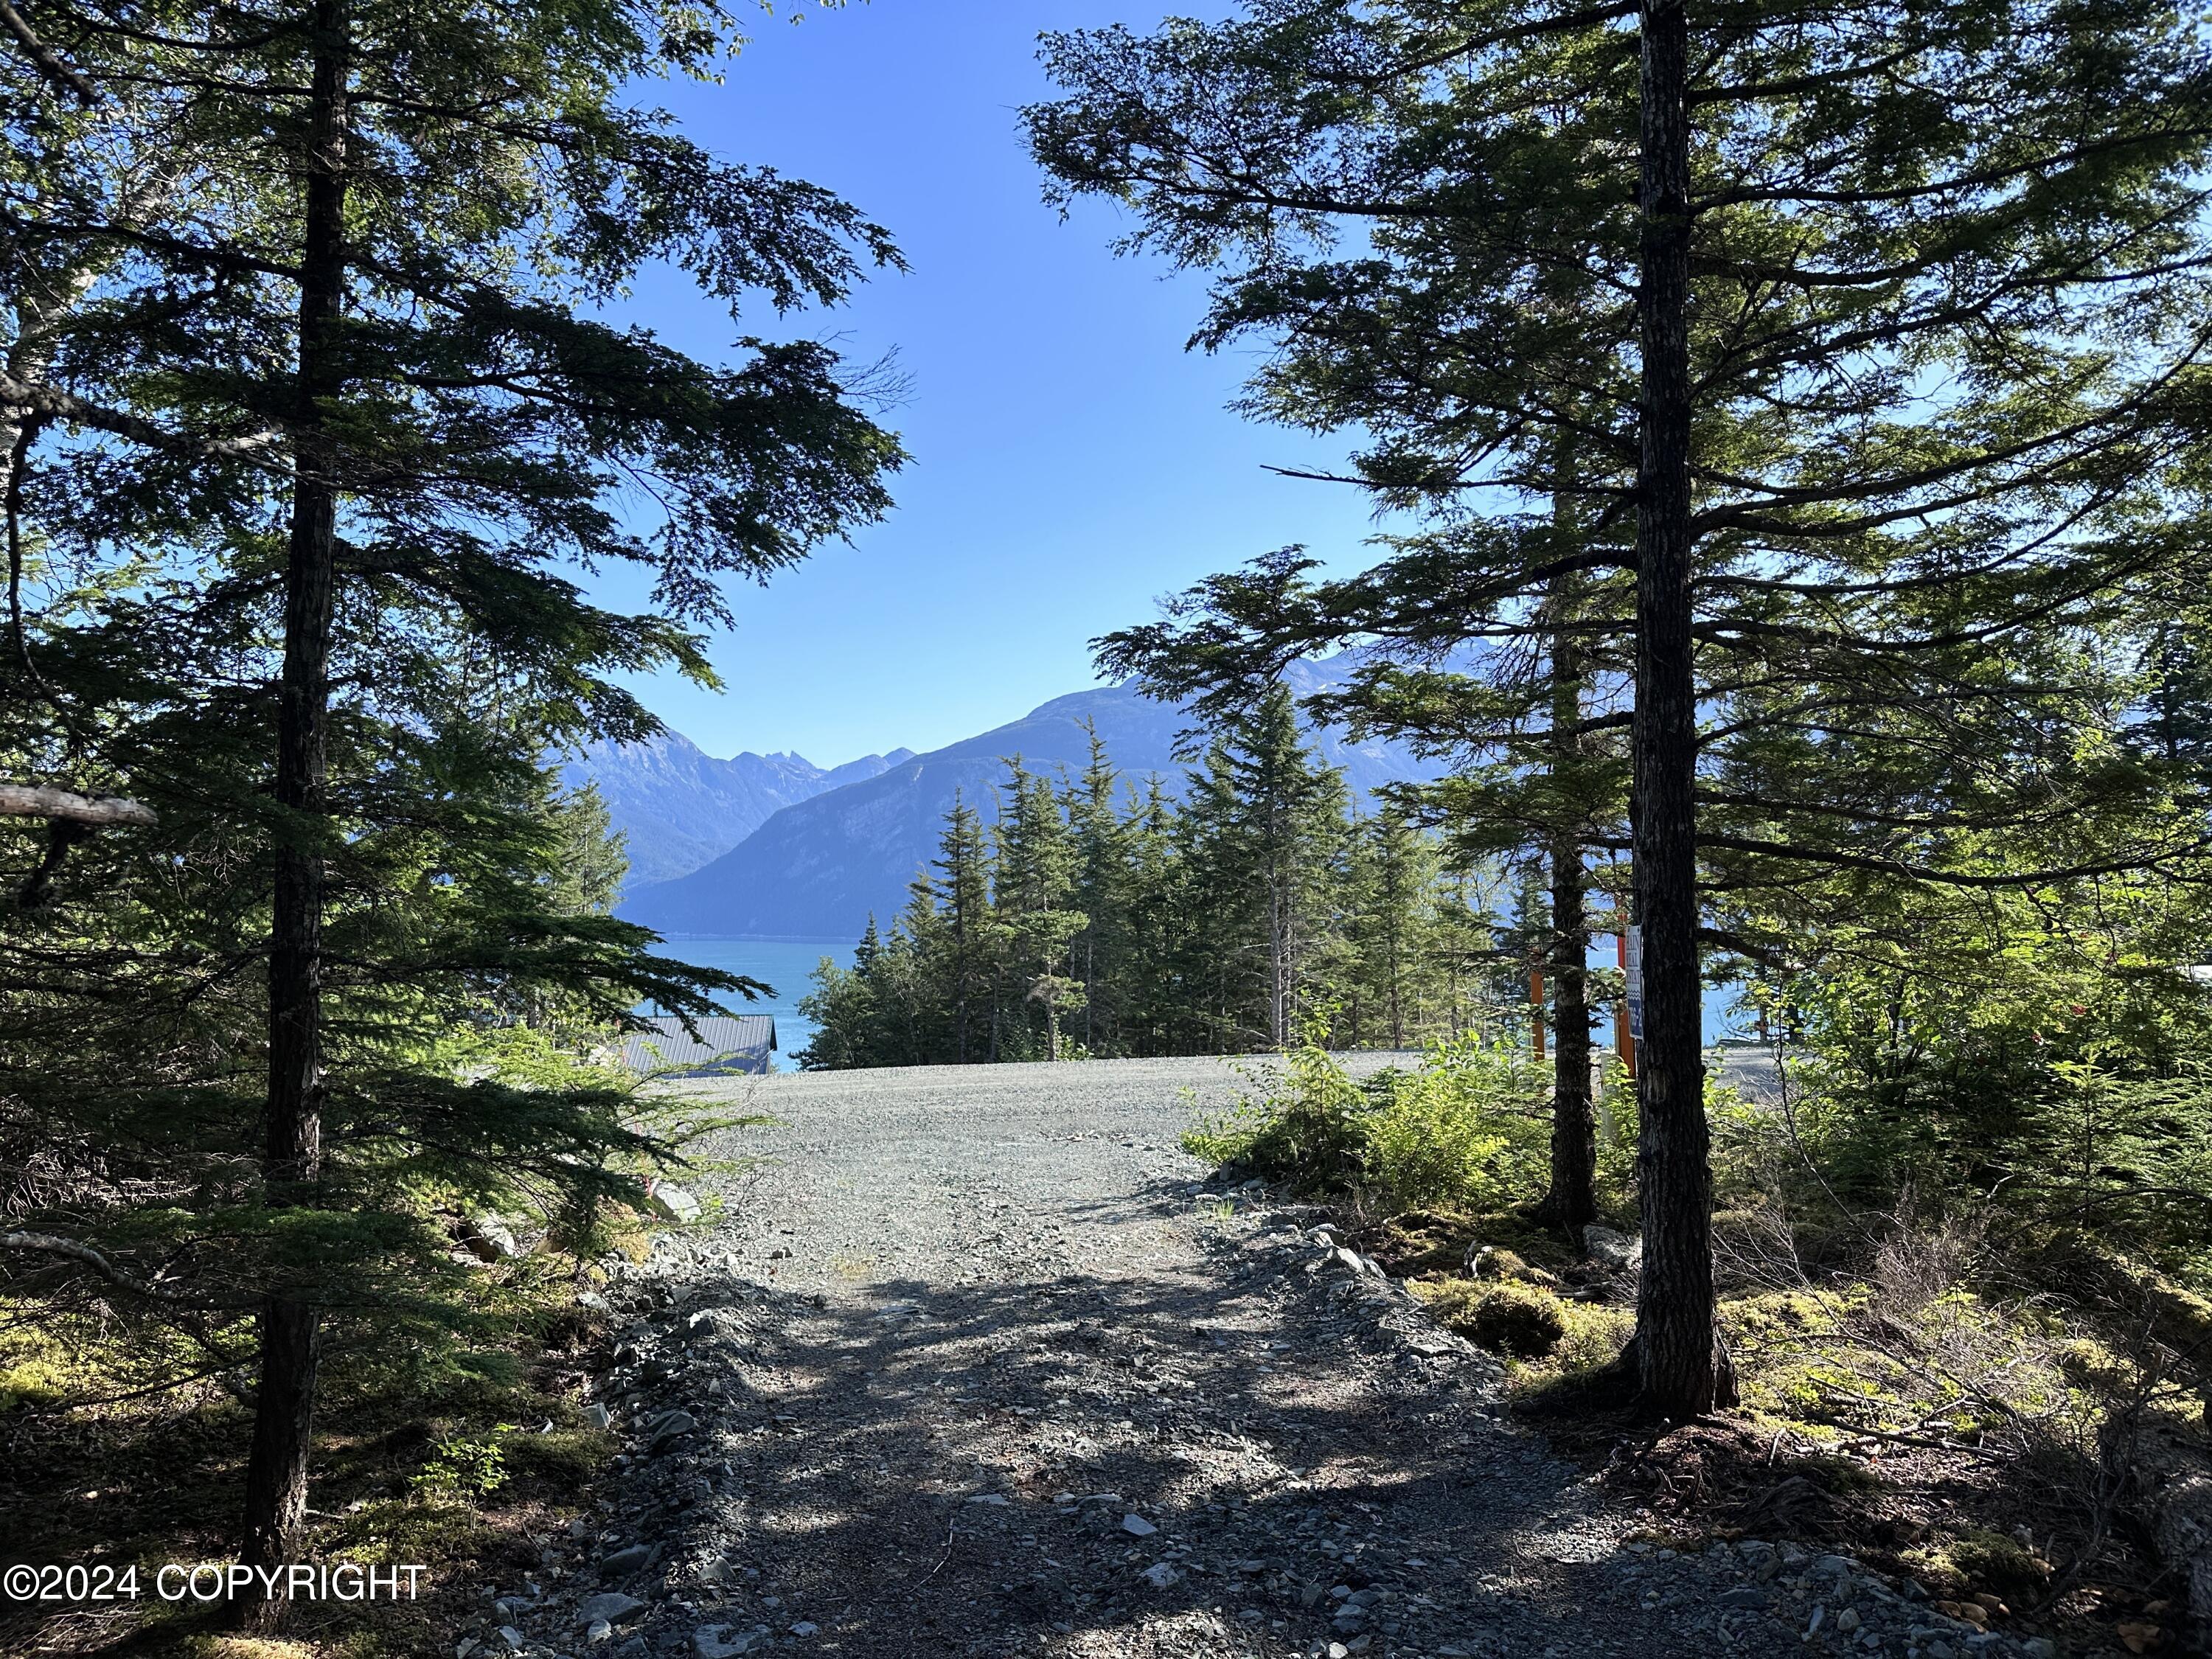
top-left (1535, 549), bottom-right (1598, 1235)
top-left (243, 0), bottom-right (349, 1579)
top-left (1537, 828), bottom-right (1597, 1234)
top-left (1630, 0), bottom-right (1733, 1418)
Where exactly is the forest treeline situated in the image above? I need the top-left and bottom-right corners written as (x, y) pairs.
top-left (799, 691), bottom-right (1529, 1068)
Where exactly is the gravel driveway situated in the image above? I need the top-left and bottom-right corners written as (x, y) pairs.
top-left (487, 1056), bottom-right (2034, 1659)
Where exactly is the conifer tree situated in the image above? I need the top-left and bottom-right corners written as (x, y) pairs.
top-left (1343, 807), bottom-right (1437, 1049)
top-left (1, 0), bottom-right (904, 1565)
top-left (933, 796), bottom-right (996, 1064)
top-left (994, 760), bottom-right (1088, 1060)
top-left (1068, 722), bottom-right (1134, 1055)
top-left (1034, 0), bottom-right (2212, 1416)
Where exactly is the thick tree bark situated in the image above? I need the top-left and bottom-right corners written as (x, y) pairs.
top-left (243, 0), bottom-right (349, 1579)
top-left (1630, 0), bottom-right (1734, 1418)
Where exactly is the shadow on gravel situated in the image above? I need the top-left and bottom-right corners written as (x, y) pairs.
top-left (625, 1234), bottom-right (1682, 1659)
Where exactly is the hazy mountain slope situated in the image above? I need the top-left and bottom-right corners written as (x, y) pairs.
top-left (563, 732), bottom-right (914, 888)
top-left (618, 667), bottom-right (1442, 939)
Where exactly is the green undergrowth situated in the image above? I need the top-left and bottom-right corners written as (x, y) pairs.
top-left (0, 1225), bottom-right (642, 1657)
top-left (1181, 1012), bottom-right (2212, 1654)
top-left (1184, 1029), bottom-right (1564, 1211)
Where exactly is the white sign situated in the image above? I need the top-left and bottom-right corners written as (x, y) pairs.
top-left (1624, 925), bottom-right (1644, 1041)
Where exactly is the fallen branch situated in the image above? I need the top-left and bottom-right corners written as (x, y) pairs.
top-left (0, 783), bottom-right (157, 825)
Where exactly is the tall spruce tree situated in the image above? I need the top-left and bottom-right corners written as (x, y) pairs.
top-left (1068, 722), bottom-right (1134, 1055)
top-left (993, 760), bottom-right (1087, 1060)
top-left (933, 796), bottom-right (996, 1064)
top-left (1034, 0), bottom-right (2212, 1415)
top-left (1, 0), bottom-right (902, 1568)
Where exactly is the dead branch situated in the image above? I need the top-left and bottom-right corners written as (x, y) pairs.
top-left (0, 783), bottom-right (156, 825)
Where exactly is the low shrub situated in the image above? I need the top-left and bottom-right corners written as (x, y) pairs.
top-left (1183, 1030), bottom-right (1548, 1212)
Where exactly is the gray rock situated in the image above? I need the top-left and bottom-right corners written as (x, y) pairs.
top-left (1717, 1588), bottom-right (1769, 1609)
top-left (694, 1625), bottom-right (769, 1658)
top-left (584, 1403), bottom-right (613, 1431)
top-left (600, 1543), bottom-right (655, 1576)
top-left (1323, 1245), bottom-right (1387, 1278)
top-left (788, 1623), bottom-right (818, 1638)
top-left (1835, 1607), bottom-right (1860, 1633)
top-left (1582, 1225), bottom-right (1643, 1270)
top-left (2023, 1641), bottom-right (2058, 1659)
top-left (1121, 1513), bottom-right (1158, 1537)
top-left (649, 1183), bottom-right (703, 1225)
top-left (497, 1629), bottom-right (526, 1653)
top-left (466, 1214), bottom-right (524, 1262)
top-left (1140, 1562), bottom-right (1180, 1588)
top-left (578, 1593), bottom-right (647, 1627)
top-left (585, 1621), bottom-right (615, 1646)
top-left (647, 1410), bottom-right (697, 1450)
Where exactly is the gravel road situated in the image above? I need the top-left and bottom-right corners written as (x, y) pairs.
top-left (481, 1056), bottom-right (2039, 1659)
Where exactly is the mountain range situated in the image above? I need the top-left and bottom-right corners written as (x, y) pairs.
top-left (560, 734), bottom-right (915, 888)
top-left (590, 665), bottom-right (1443, 943)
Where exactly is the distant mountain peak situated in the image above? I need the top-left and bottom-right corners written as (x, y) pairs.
top-left (560, 737), bottom-right (909, 890)
top-left (610, 671), bottom-right (1442, 942)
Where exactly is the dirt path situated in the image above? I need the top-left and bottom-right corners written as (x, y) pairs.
top-left (476, 1057), bottom-right (2032, 1659)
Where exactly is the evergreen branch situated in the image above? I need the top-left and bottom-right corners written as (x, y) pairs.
top-left (1696, 121), bottom-right (2212, 211)
top-left (0, 372), bottom-right (285, 465)
top-left (1694, 834), bottom-right (2208, 888)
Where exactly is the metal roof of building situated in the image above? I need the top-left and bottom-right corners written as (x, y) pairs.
top-left (621, 1015), bottom-right (777, 1075)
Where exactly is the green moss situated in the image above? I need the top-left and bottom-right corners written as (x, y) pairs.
top-left (0, 1360), bottom-right (69, 1412)
top-left (1479, 1248), bottom-right (1531, 1280)
top-left (1906, 1526), bottom-right (2048, 1596)
top-left (330, 1495), bottom-right (496, 1568)
top-left (504, 1428), bottom-right (611, 1494)
top-left (1421, 1279), bottom-right (1569, 1357)
top-left (1791, 1450), bottom-right (1880, 1494)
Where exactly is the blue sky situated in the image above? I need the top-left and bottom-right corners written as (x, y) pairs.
top-left (580, 1), bottom-right (1387, 767)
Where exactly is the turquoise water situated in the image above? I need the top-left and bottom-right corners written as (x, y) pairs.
top-left (645, 936), bottom-right (852, 1070)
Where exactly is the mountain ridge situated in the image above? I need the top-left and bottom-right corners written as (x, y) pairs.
top-left (611, 667), bottom-right (1441, 941)
top-left (560, 732), bottom-right (916, 888)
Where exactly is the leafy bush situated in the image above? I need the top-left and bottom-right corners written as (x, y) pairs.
top-left (1183, 1030), bottom-right (1548, 1211)
top-left (1183, 1038), bottom-right (1371, 1189)
top-left (1361, 1034), bottom-right (1549, 1209)
top-left (408, 1424), bottom-right (515, 1501)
